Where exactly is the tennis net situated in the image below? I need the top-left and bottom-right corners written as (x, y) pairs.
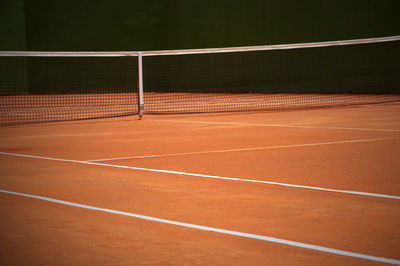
top-left (1, 36), bottom-right (400, 125)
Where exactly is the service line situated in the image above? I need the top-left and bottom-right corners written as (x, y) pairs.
top-left (0, 151), bottom-right (399, 200)
top-left (0, 189), bottom-right (399, 265)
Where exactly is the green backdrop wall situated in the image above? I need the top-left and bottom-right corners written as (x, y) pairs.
top-left (1, 0), bottom-right (399, 51)
top-left (0, 0), bottom-right (26, 50)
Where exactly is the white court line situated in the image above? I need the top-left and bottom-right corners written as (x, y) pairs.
top-left (87, 137), bottom-right (396, 162)
top-left (0, 152), bottom-right (399, 200)
top-left (362, 105), bottom-right (400, 108)
top-left (0, 189), bottom-right (399, 265)
top-left (153, 119), bottom-right (400, 132)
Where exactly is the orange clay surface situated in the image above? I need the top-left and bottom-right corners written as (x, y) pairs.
top-left (0, 103), bottom-right (399, 265)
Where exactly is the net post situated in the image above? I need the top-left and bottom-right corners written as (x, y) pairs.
top-left (137, 51), bottom-right (144, 119)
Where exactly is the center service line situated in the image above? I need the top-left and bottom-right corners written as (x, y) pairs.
top-left (0, 152), bottom-right (399, 200)
top-left (154, 119), bottom-right (400, 132)
top-left (86, 137), bottom-right (396, 162)
top-left (0, 189), bottom-right (399, 265)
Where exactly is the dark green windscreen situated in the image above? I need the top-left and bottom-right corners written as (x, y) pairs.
top-left (1, 0), bottom-right (399, 51)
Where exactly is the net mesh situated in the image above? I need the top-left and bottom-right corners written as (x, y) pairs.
top-left (1, 56), bottom-right (138, 125)
top-left (143, 40), bottom-right (400, 114)
top-left (1, 37), bottom-right (400, 126)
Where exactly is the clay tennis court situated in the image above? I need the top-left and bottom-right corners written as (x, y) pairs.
top-left (0, 102), bottom-right (399, 265)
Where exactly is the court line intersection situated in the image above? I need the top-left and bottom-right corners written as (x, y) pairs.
top-left (1, 151), bottom-right (399, 200)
